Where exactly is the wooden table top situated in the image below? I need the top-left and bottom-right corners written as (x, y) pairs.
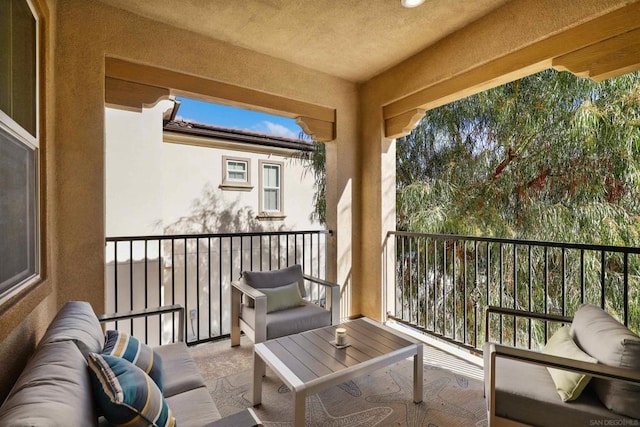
top-left (255, 317), bottom-right (418, 385)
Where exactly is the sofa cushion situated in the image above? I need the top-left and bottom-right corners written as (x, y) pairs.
top-left (154, 342), bottom-right (206, 398)
top-left (87, 353), bottom-right (175, 427)
top-left (542, 325), bottom-right (598, 401)
top-left (103, 330), bottom-right (164, 391)
top-left (165, 386), bottom-right (222, 427)
top-left (242, 264), bottom-right (306, 298)
top-left (241, 300), bottom-right (331, 340)
top-left (0, 340), bottom-right (99, 426)
top-left (39, 301), bottom-right (104, 354)
top-left (488, 355), bottom-right (634, 426)
top-left (260, 281), bottom-right (304, 313)
top-left (571, 304), bottom-right (640, 418)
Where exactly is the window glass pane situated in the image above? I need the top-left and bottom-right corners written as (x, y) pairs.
top-left (0, 125), bottom-right (37, 295)
top-left (0, 6), bottom-right (9, 115)
top-left (264, 189), bottom-right (279, 211)
top-left (263, 164), bottom-right (279, 188)
top-left (228, 170), bottom-right (245, 180)
top-left (226, 160), bottom-right (247, 182)
top-left (228, 161), bottom-right (246, 172)
top-left (0, 0), bottom-right (37, 136)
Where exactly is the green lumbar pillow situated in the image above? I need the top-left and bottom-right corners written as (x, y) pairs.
top-left (542, 325), bottom-right (598, 402)
top-left (260, 281), bottom-right (304, 313)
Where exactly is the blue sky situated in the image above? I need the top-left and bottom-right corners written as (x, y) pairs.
top-left (175, 96), bottom-right (304, 139)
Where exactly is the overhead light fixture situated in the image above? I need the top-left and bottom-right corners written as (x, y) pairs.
top-left (401, 0), bottom-right (426, 8)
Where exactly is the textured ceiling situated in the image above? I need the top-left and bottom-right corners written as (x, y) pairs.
top-left (98, 0), bottom-right (510, 82)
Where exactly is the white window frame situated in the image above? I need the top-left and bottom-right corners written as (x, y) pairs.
top-left (258, 160), bottom-right (285, 220)
top-left (219, 155), bottom-right (252, 191)
top-left (0, 0), bottom-right (41, 305)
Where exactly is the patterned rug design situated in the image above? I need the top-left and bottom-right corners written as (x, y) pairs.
top-left (191, 341), bottom-right (487, 426)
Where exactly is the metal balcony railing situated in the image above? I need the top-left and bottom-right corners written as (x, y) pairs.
top-left (385, 231), bottom-right (640, 353)
top-left (105, 230), bottom-right (330, 346)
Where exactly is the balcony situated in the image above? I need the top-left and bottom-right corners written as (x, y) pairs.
top-left (103, 229), bottom-right (640, 424)
top-left (5, 1), bottom-right (640, 424)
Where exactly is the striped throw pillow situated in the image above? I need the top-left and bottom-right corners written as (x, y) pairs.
top-left (103, 330), bottom-right (163, 391)
top-left (87, 353), bottom-right (175, 427)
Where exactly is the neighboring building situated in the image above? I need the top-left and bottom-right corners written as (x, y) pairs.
top-left (105, 100), bottom-right (320, 238)
top-left (104, 100), bottom-right (323, 341)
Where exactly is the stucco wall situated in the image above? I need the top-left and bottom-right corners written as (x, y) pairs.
top-left (52, 0), bottom-right (358, 313)
top-left (0, 0), bottom-right (358, 398)
top-left (104, 104), bottom-right (322, 243)
top-left (0, 0), bottom-right (56, 402)
top-left (105, 103), bottom-right (169, 237)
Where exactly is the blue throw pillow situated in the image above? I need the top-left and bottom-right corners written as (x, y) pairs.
top-left (102, 330), bottom-right (163, 391)
top-left (87, 353), bottom-right (175, 427)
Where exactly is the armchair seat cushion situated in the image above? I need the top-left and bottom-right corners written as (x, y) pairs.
top-left (491, 356), bottom-right (633, 426)
top-left (241, 301), bottom-right (331, 340)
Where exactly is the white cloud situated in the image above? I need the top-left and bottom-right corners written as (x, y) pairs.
top-left (254, 121), bottom-right (298, 139)
top-left (174, 115), bottom-right (196, 122)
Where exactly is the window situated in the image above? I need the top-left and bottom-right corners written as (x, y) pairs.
top-left (227, 160), bottom-right (247, 181)
top-left (220, 156), bottom-right (252, 191)
top-left (258, 160), bottom-right (284, 219)
top-left (0, 0), bottom-right (40, 303)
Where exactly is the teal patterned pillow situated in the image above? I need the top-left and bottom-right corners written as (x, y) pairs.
top-left (87, 353), bottom-right (175, 427)
top-left (102, 330), bottom-right (163, 391)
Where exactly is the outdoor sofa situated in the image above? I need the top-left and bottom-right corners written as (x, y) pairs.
top-left (0, 301), bottom-right (260, 426)
top-left (484, 304), bottom-right (640, 426)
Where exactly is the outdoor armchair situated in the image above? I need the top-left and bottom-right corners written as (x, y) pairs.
top-left (230, 264), bottom-right (340, 345)
top-left (483, 305), bottom-right (640, 426)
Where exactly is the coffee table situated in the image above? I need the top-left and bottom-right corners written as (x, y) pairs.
top-left (252, 317), bottom-right (423, 426)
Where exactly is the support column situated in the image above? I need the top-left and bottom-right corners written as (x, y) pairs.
top-left (356, 94), bottom-right (396, 321)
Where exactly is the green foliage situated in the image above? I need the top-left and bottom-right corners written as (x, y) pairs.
top-left (296, 138), bottom-right (327, 225)
top-left (394, 70), bottom-right (640, 346)
top-left (397, 70), bottom-right (640, 247)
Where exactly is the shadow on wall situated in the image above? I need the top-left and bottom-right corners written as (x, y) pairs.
top-left (158, 183), bottom-right (286, 235)
top-left (107, 183), bottom-right (328, 344)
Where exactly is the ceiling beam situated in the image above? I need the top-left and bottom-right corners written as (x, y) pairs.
top-left (385, 109), bottom-right (425, 139)
top-left (552, 27), bottom-right (640, 81)
top-left (105, 77), bottom-right (170, 112)
top-left (295, 117), bottom-right (335, 142)
top-left (105, 57), bottom-right (337, 141)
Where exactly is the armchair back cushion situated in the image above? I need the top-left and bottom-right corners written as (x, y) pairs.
top-left (242, 264), bottom-right (306, 298)
top-left (570, 304), bottom-right (640, 418)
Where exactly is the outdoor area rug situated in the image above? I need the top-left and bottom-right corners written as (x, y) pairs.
top-left (190, 339), bottom-right (487, 426)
